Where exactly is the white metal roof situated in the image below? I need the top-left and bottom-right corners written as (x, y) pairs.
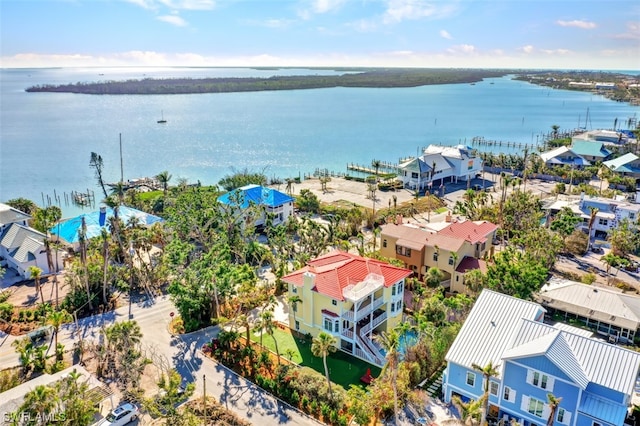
top-left (504, 321), bottom-right (590, 389)
top-left (536, 278), bottom-right (640, 330)
top-left (445, 289), bottom-right (545, 370)
top-left (505, 318), bottom-right (640, 395)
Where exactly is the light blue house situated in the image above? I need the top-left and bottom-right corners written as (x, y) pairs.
top-left (217, 184), bottom-right (294, 226)
top-left (444, 290), bottom-right (640, 426)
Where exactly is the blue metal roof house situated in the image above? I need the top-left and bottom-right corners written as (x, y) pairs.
top-left (444, 290), bottom-right (640, 426)
top-left (217, 184), bottom-right (294, 226)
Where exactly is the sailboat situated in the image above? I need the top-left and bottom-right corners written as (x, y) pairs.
top-left (157, 111), bottom-right (167, 124)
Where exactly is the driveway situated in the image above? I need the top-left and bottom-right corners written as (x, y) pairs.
top-left (0, 295), bottom-right (321, 425)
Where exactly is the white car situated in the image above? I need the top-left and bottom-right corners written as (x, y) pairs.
top-left (99, 403), bottom-right (139, 426)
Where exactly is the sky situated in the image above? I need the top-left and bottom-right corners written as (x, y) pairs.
top-left (1, 0), bottom-right (639, 70)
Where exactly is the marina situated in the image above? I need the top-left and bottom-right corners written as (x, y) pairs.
top-left (2, 68), bottom-right (639, 218)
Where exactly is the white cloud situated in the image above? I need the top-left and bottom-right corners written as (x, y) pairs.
top-left (540, 48), bottom-right (571, 55)
top-left (312, 0), bottom-right (346, 14)
top-left (243, 18), bottom-right (295, 29)
top-left (298, 0), bottom-right (346, 19)
top-left (346, 18), bottom-right (378, 32)
top-left (556, 19), bottom-right (597, 29)
top-left (519, 45), bottom-right (534, 54)
top-left (123, 0), bottom-right (156, 10)
top-left (383, 0), bottom-right (457, 24)
top-left (440, 29), bottom-right (452, 39)
top-left (159, 0), bottom-right (216, 10)
top-left (612, 21), bottom-right (640, 40)
top-left (447, 44), bottom-right (475, 54)
top-left (157, 15), bottom-right (188, 26)
top-left (125, 0), bottom-right (215, 10)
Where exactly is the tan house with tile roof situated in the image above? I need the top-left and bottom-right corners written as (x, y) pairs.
top-left (379, 219), bottom-right (497, 294)
top-left (281, 251), bottom-right (412, 367)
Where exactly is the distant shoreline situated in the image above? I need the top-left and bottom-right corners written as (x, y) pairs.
top-left (25, 68), bottom-right (509, 95)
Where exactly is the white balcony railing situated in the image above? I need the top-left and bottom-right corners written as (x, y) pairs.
top-left (342, 297), bottom-right (385, 322)
top-left (341, 329), bottom-right (354, 340)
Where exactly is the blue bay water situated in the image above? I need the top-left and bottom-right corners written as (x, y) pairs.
top-left (1, 67), bottom-right (638, 218)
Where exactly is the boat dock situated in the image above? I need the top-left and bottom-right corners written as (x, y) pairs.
top-left (347, 161), bottom-right (399, 175)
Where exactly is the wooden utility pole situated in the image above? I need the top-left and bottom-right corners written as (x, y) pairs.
top-left (203, 374), bottom-right (207, 425)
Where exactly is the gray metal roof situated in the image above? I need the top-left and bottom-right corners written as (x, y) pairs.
top-left (0, 223), bottom-right (45, 262)
top-left (445, 289), bottom-right (545, 370)
top-left (0, 203), bottom-right (31, 228)
top-left (536, 278), bottom-right (640, 330)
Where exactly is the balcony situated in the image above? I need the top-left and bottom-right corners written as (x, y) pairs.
top-left (342, 297), bottom-right (385, 322)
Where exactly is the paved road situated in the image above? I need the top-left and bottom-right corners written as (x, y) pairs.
top-left (0, 296), bottom-right (321, 425)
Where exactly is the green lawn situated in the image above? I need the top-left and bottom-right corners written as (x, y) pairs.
top-left (250, 327), bottom-right (382, 389)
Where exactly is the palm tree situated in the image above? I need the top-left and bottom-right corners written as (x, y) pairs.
top-left (46, 309), bottom-right (72, 360)
top-left (19, 384), bottom-right (59, 424)
top-left (100, 228), bottom-right (110, 306)
top-left (311, 331), bottom-right (337, 401)
top-left (546, 393), bottom-right (562, 426)
top-left (90, 152), bottom-right (108, 198)
top-left (28, 266), bottom-right (44, 304)
top-left (372, 159), bottom-right (382, 181)
top-left (109, 181), bottom-right (126, 206)
top-left (586, 206), bottom-right (599, 253)
top-left (471, 361), bottom-right (500, 425)
top-left (285, 178), bottom-right (295, 195)
top-left (156, 170), bottom-right (172, 197)
top-left (79, 216), bottom-right (93, 310)
top-left (374, 329), bottom-right (400, 425)
top-left (551, 125), bottom-right (560, 140)
top-left (451, 395), bottom-right (483, 425)
top-left (260, 310), bottom-right (281, 365)
top-left (287, 295), bottom-right (302, 331)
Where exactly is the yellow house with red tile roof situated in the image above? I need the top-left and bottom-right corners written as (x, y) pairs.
top-left (281, 251), bottom-right (412, 367)
top-left (379, 220), bottom-right (497, 294)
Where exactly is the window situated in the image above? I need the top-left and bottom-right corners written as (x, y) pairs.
top-left (527, 369), bottom-right (554, 391)
top-left (527, 397), bottom-right (544, 417)
top-left (433, 253), bottom-right (439, 261)
top-left (323, 317), bottom-right (333, 332)
top-left (592, 422), bottom-right (601, 426)
top-left (383, 239), bottom-right (387, 248)
top-left (448, 256), bottom-right (455, 265)
top-left (503, 386), bottom-right (516, 402)
top-left (630, 213), bottom-right (636, 220)
top-left (489, 381), bottom-right (499, 396)
top-left (295, 320), bottom-right (300, 331)
top-left (396, 246), bottom-right (411, 256)
top-left (391, 303), bottom-right (395, 312)
top-left (412, 172), bottom-right (419, 179)
top-left (292, 287), bottom-right (297, 293)
top-left (396, 301), bottom-right (402, 311)
top-left (466, 372), bottom-right (475, 387)
top-left (392, 286), bottom-right (396, 296)
top-left (332, 300), bottom-right (337, 306)
top-left (598, 218), bottom-right (608, 226)
top-left (292, 304), bottom-right (297, 313)
top-left (557, 408), bottom-right (571, 425)
top-left (324, 317), bottom-right (339, 333)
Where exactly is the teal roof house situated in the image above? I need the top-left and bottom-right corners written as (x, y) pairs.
top-left (570, 140), bottom-right (612, 163)
top-left (444, 290), bottom-right (640, 426)
top-left (217, 184), bottom-right (294, 226)
top-left (603, 153), bottom-right (640, 179)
